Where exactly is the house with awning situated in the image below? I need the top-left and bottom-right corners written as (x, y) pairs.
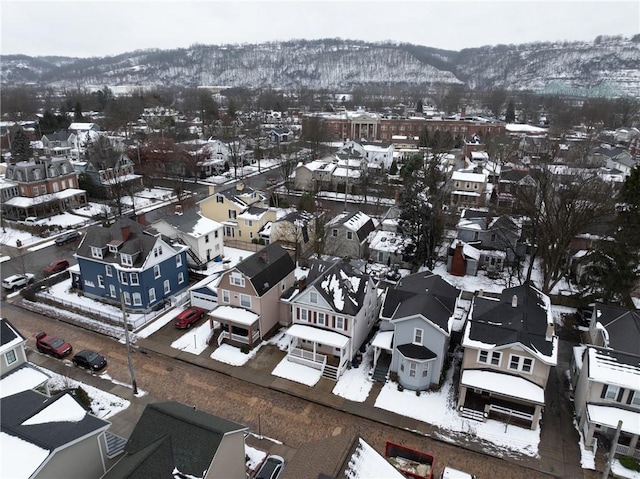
top-left (209, 242), bottom-right (295, 349)
top-left (282, 257), bottom-right (378, 381)
top-left (456, 282), bottom-right (558, 430)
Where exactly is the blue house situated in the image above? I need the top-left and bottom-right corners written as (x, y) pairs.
top-left (74, 218), bottom-right (189, 312)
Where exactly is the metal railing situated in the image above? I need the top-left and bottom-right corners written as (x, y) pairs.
top-left (488, 404), bottom-right (534, 422)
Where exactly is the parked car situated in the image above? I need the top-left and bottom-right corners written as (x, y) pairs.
top-left (441, 467), bottom-right (476, 479)
top-left (43, 259), bottom-right (70, 275)
top-left (72, 350), bottom-right (107, 371)
top-left (174, 306), bottom-right (206, 329)
top-left (55, 231), bottom-right (82, 246)
top-left (35, 332), bottom-right (72, 358)
top-left (2, 273), bottom-right (35, 290)
top-left (255, 455), bottom-right (284, 479)
top-left (21, 216), bottom-right (41, 225)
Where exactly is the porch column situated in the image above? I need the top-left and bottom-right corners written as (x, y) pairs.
top-left (373, 347), bottom-right (380, 369)
top-left (313, 341), bottom-right (317, 362)
top-left (629, 434), bottom-right (638, 452)
top-left (531, 405), bottom-right (542, 430)
top-left (457, 386), bottom-right (468, 410)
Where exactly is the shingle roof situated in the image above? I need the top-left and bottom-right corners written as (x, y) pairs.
top-left (235, 243), bottom-right (295, 296)
top-left (381, 271), bottom-right (460, 334)
top-left (76, 217), bottom-right (158, 267)
top-left (397, 343), bottom-right (437, 360)
top-left (102, 436), bottom-right (175, 479)
top-left (0, 390), bottom-right (109, 452)
top-left (1, 318), bottom-right (25, 347)
top-left (327, 211), bottom-right (375, 241)
top-left (594, 303), bottom-right (640, 355)
top-left (468, 282), bottom-right (555, 358)
top-left (122, 402), bottom-right (247, 478)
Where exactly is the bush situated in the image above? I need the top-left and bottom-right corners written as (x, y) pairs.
top-left (619, 456), bottom-right (640, 472)
top-left (73, 386), bottom-right (92, 410)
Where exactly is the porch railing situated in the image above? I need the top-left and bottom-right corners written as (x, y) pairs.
top-left (217, 329), bottom-right (260, 346)
top-left (616, 444), bottom-right (640, 460)
top-left (288, 347), bottom-right (326, 370)
top-left (488, 404), bottom-right (534, 422)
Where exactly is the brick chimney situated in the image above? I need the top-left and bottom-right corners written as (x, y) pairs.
top-left (259, 251), bottom-right (269, 263)
top-left (121, 225), bottom-right (131, 242)
top-left (449, 243), bottom-right (467, 277)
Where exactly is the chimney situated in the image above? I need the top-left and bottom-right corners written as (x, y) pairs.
top-left (136, 213), bottom-right (147, 225)
top-left (460, 106), bottom-right (466, 118)
top-left (121, 225), bottom-right (131, 242)
top-left (511, 294), bottom-right (518, 308)
top-left (259, 251), bottom-right (269, 263)
top-left (175, 204), bottom-right (183, 215)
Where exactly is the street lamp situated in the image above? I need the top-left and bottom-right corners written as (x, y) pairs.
top-left (120, 291), bottom-right (138, 395)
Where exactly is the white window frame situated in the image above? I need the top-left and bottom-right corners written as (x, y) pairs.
top-left (97, 275), bottom-right (105, 288)
top-left (604, 385), bottom-right (620, 401)
top-left (478, 350), bottom-right (502, 367)
top-left (123, 291), bottom-right (131, 305)
top-left (239, 294), bottom-right (251, 308)
top-left (4, 349), bottom-right (17, 366)
top-left (630, 391), bottom-right (640, 407)
top-left (154, 264), bottom-right (161, 279)
top-left (409, 362), bottom-right (417, 377)
top-left (178, 272), bottom-right (184, 284)
top-left (120, 271), bottom-right (128, 285)
top-left (335, 316), bottom-right (345, 330)
top-left (132, 292), bottom-right (142, 306)
top-left (176, 255), bottom-right (182, 267)
top-left (309, 291), bottom-right (318, 304)
top-left (222, 290), bottom-right (230, 303)
top-left (91, 246), bottom-right (103, 259)
top-left (121, 254), bottom-right (133, 266)
top-left (317, 312), bottom-right (325, 326)
top-left (130, 273), bottom-right (139, 285)
top-left (413, 328), bottom-right (423, 345)
top-left (300, 308), bottom-right (308, 321)
top-left (230, 273), bottom-right (245, 287)
top-left (149, 288), bottom-right (156, 303)
top-left (105, 264), bottom-right (112, 277)
top-left (508, 354), bottom-right (534, 374)
top-left (164, 279), bottom-right (170, 294)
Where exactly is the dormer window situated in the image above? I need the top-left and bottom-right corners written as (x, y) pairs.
top-left (153, 246), bottom-right (163, 257)
top-left (108, 245), bottom-right (119, 254)
top-left (230, 272), bottom-right (244, 287)
top-left (121, 254), bottom-right (133, 266)
top-left (91, 246), bottom-right (104, 259)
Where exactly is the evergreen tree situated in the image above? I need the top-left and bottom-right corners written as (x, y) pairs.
top-left (506, 100), bottom-right (516, 123)
top-left (10, 128), bottom-right (32, 162)
top-left (416, 99), bottom-right (424, 113)
top-left (388, 160), bottom-right (398, 176)
top-left (74, 102), bottom-right (84, 122)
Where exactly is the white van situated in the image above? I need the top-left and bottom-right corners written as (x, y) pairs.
top-left (441, 467), bottom-right (476, 479)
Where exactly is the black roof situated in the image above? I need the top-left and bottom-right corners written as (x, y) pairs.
top-left (328, 211), bottom-right (375, 241)
top-left (468, 282), bottom-right (554, 357)
top-left (0, 390), bottom-right (108, 452)
top-left (594, 303), bottom-right (640, 355)
top-left (115, 401), bottom-right (247, 478)
top-left (1, 318), bottom-right (25, 347)
top-left (381, 271), bottom-right (460, 334)
top-left (156, 209), bottom-right (212, 232)
top-left (397, 343), bottom-right (437, 360)
top-left (236, 243), bottom-right (295, 296)
top-left (76, 217), bottom-right (159, 267)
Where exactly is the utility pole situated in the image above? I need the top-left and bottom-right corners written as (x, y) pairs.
top-left (601, 420), bottom-right (623, 479)
top-left (120, 291), bottom-right (138, 395)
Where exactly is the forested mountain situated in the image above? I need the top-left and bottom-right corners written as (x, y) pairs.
top-left (2, 37), bottom-right (639, 96)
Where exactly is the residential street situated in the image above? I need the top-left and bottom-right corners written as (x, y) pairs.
top-left (3, 300), bottom-right (601, 479)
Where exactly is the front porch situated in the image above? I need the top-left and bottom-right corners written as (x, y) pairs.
top-left (584, 404), bottom-right (640, 459)
top-left (285, 324), bottom-right (351, 381)
top-left (457, 369), bottom-right (544, 430)
top-left (209, 305), bottom-right (261, 349)
top-left (3, 188), bottom-right (88, 220)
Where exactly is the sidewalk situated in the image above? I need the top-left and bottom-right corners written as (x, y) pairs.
top-left (136, 335), bottom-right (597, 479)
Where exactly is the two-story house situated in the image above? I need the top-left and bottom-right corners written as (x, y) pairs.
top-left (367, 230), bottom-right (413, 269)
top-left (570, 303), bottom-right (640, 459)
top-left (293, 158), bottom-right (337, 191)
top-left (210, 242), bottom-right (296, 349)
top-left (496, 167), bottom-right (538, 212)
top-left (450, 170), bottom-right (487, 208)
top-left (457, 282), bottom-right (558, 430)
top-left (374, 271), bottom-right (462, 390)
top-left (1, 390), bottom-right (116, 479)
top-left (1, 318), bottom-right (50, 396)
top-left (324, 211), bottom-right (376, 259)
top-left (41, 131), bottom-right (77, 158)
top-left (103, 401), bottom-right (248, 479)
top-left (74, 218), bottom-right (189, 313)
top-left (283, 257), bottom-right (378, 380)
top-left (198, 183), bottom-right (275, 242)
top-left (2, 155), bottom-right (87, 220)
top-left (151, 208), bottom-right (224, 267)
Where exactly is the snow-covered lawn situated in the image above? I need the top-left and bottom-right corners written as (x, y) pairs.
top-left (35, 365), bottom-right (130, 420)
top-left (332, 346), bottom-right (374, 402)
top-left (171, 322), bottom-right (214, 355)
top-left (211, 343), bottom-right (262, 366)
top-left (271, 356), bottom-right (323, 387)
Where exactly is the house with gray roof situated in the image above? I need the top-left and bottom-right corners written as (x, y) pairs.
top-left (1, 390), bottom-right (114, 479)
top-left (74, 217), bottom-right (189, 314)
top-left (103, 401), bottom-right (248, 479)
top-left (373, 271), bottom-right (462, 390)
top-left (324, 210), bottom-right (376, 259)
top-left (569, 303), bottom-right (640, 459)
top-left (283, 257), bottom-right (378, 381)
top-left (210, 242), bottom-right (296, 349)
top-left (457, 282), bottom-right (558, 430)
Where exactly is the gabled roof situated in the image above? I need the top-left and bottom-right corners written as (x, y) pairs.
top-left (76, 217), bottom-right (166, 267)
top-left (1, 318), bottom-right (25, 350)
top-left (43, 131), bottom-right (74, 142)
top-left (327, 211), bottom-right (375, 241)
top-left (303, 258), bottom-right (371, 316)
top-left (1, 390), bottom-right (109, 453)
top-left (381, 271), bottom-right (460, 334)
top-left (593, 303), bottom-right (640, 355)
top-left (102, 436), bottom-right (174, 479)
top-left (235, 242), bottom-right (295, 296)
top-left (121, 401), bottom-right (247, 479)
top-left (586, 346), bottom-right (640, 390)
top-left (153, 209), bottom-right (221, 237)
top-left (465, 282), bottom-right (557, 363)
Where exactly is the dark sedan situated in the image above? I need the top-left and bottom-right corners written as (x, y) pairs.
top-left (72, 350), bottom-right (107, 371)
top-left (255, 455), bottom-right (284, 479)
top-left (55, 231), bottom-right (82, 246)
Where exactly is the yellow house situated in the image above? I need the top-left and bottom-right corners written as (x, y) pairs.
top-left (199, 183), bottom-right (275, 243)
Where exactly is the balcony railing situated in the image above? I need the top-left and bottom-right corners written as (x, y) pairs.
top-left (218, 329), bottom-right (260, 346)
top-left (616, 444), bottom-right (640, 460)
top-left (288, 347), bottom-right (326, 370)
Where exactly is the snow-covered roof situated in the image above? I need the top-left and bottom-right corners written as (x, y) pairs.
top-left (371, 331), bottom-right (394, 351)
top-left (587, 405), bottom-right (640, 436)
top-left (22, 393), bottom-right (87, 425)
top-left (332, 167), bottom-right (361, 179)
top-left (461, 370), bottom-right (545, 404)
top-left (450, 239), bottom-right (481, 261)
top-left (286, 324), bottom-right (349, 348)
top-left (368, 231), bottom-right (412, 253)
top-left (451, 171), bottom-right (487, 183)
top-left (0, 432), bottom-right (49, 478)
top-left (587, 347), bottom-right (640, 390)
top-left (210, 305), bottom-right (259, 326)
top-left (506, 124), bottom-right (548, 134)
top-left (1, 365), bottom-right (50, 398)
top-left (4, 188), bottom-right (86, 208)
top-left (343, 437), bottom-right (405, 479)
